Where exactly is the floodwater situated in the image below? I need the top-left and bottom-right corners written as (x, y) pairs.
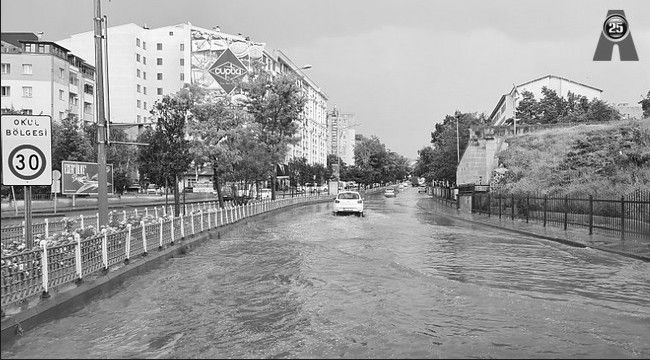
top-left (3, 188), bottom-right (649, 358)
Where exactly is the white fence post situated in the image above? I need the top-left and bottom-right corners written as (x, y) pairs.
top-left (200, 210), bottom-right (204, 232)
top-left (41, 241), bottom-right (50, 298)
top-left (159, 218), bottom-right (164, 249)
top-left (96, 213), bottom-right (99, 231)
top-left (45, 218), bottom-right (49, 238)
top-left (191, 203), bottom-right (195, 213)
top-left (123, 210), bottom-right (127, 222)
top-left (125, 224), bottom-right (132, 263)
top-left (141, 221), bottom-right (147, 255)
top-left (75, 233), bottom-right (82, 282)
top-left (208, 209), bottom-right (212, 229)
top-left (191, 212), bottom-right (195, 234)
top-left (155, 206), bottom-right (159, 218)
top-left (181, 215), bottom-right (185, 238)
top-left (134, 208), bottom-right (138, 217)
top-left (171, 218), bottom-right (175, 245)
top-left (80, 214), bottom-right (84, 228)
top-left (145, 207), bottom-right (149, 217)
top-left (102, 230), bottom-right (108, 271)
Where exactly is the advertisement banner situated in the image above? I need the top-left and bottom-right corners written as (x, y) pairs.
top-left (61, 161), bottom-right (113, 195)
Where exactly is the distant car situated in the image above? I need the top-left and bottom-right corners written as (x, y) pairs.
top-left (418, 186), bottom-right (427, 193)
top-left (333, 191), bottom-right (364, 216)
top-left (384, 188), bottom-right (396, 197)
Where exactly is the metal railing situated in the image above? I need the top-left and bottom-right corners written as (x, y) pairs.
top-left (471, 191), bottom-right (650, 240)
top-left (1, 194), bottom-right (332, 308)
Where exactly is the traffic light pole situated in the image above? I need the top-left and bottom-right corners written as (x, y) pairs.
top-left (94, 0), bottom-right (109, 227)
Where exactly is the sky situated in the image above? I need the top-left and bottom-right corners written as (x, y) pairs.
top-left (2, 0), bottom-right (649, 159)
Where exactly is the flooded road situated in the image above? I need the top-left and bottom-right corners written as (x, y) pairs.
top-left (3, 188), bottom-right (649, 358)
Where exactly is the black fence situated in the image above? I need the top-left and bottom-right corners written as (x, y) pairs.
top-left (471, 191), bottom-right (650, 240)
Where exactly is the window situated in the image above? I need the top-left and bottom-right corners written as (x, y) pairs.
top-left (157, 43), bottom-right (162, 50)
top-left (24, 44), bottom-right (35, 52)
top-left (136, 38), bottom-right (140, 47)
top-left (157, 88), bottom-right (163, 95)
top-left (59, 67), bottom-right (65, 78)
top-left (84, 102), bottom-right (92, 114)
top-left (180, 73), bottom-right (184, 81)
top-left (180, 58), bottom-right (184, 66)
top-left (142, 41), bottom-right (146, 50)
top-left (143, 101), bottom-right (147, 110)
top-left (21, 109), bottom-right (33, 115)
top-left (38, 44), bottom-right (46, 53)
top-left (143, 57), bottom-right (147, 65)
top-left (59, 89), bottom-right (65, 100)
top-left (137, 84), bottom-right (141, 93)
top-left (22, 64), bottom-right (33, 74)
top-left (136, 53), bottom-right (140, 62)
top-left (22, 86), bottom-right (32, 98)
top-left (143, 71), bottom-right (147, 80)
top-left (157, 73), bottom-right (163, 80)
top-left (157, 58), bottom-right (163, 65)
top-left (137, 69), bottom-right (141, 78)
top-left (1, 63), bottom-right (10, 74)
top-left (169, 31), bottom-right (174, 36)
top-left (1, 86), bottom-right (9, 97)
top-left (180, 43), bottom-right (184, 51)
top-left (59, 112), bottom-right (65, 120)
top-left (137, 100), bottom-right (141, 108)
top-left (84, 84), bottom-right (93, 95)
top-left (137, 115), bottom-right (141, 123)
top-left (143, 87), bottom-right (147, 95)
top-left (69, 74), bottom-right (79, 86)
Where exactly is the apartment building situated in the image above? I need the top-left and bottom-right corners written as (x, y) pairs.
top-left (59, 23), bottom-right (329, 166)
top-left (327, 107), bottom-right (356, 166)
top-left (1, 32), bottom-right (95, 123)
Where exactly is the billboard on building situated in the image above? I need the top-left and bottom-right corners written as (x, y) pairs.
top-left (190, 28), bottom-right (266, 94)
top-left (61, 160), bottom-right (114, 195)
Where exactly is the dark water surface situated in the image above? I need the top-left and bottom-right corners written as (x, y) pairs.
top-left (3, 188), bottom-right (649, 358)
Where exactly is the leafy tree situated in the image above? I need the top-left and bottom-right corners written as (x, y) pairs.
top-left (514, 91), bottom-right (539, 123)
top-left (140, 88), bottom-right (193, 216)
top-left (414, 146), bottom-right (436, 181)
top-left (641, 91), bottom-right (650, 118)
top-left (83, 123), bottom-right (137, 194)
top-left (585, 99), bottom-right (621, 122)
top-left (52, 114), bottom-right (94, 170)
top-left (240, 66), bottom-right (306, 200)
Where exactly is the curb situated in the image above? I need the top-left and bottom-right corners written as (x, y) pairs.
top-left (0, 197), bottom-right (331, 346)
top-left (420, 200), bottom-right (650, 263)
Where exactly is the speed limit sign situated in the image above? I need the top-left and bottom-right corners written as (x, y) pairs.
top-left (1, 115), bottom-right (52, 185)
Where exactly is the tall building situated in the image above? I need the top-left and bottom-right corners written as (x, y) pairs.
top-left (327, 107), bottom-right (355, 166)
top-left (1, 32), bottom-right (95, 123)
top-left (58, 22), bottom-right (329, 165)
top-left (489, 75), bottom-right (603, 126)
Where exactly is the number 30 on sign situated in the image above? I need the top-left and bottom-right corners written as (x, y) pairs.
top-left (1, 115), bottom-right (52, 186)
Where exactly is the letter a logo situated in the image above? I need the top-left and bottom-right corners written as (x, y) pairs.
top-left (593, 10), bottom-right (638, 61)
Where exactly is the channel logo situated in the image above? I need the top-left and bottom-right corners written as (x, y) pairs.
top-left (593, 10), bottom-right (638, 61)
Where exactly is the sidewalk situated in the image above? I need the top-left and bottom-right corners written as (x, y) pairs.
top-left (418, 198), bottom-right (650, 262)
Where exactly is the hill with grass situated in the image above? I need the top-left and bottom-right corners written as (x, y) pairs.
top-left (492, 119), bottom-right (650, 198)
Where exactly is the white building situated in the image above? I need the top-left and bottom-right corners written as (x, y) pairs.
top-left (1, 32), bottom-right (95, 123)
top-left (489, 75), bottom-right (603, 125)
top-left (58, 22), bottom-right (329, 166)
top-left (328, 108), bottom-right (356, 166)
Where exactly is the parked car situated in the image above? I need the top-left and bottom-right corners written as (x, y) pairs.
top-left (384, 188), bottom-right (396, 197)
top-left (333, 191), bottom-right (364, 216)
top-left (418, 185), bottom-right (428, 193)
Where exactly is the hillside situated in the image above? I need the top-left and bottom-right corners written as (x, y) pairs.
top-left (493, 119), bottom-right (650, 197)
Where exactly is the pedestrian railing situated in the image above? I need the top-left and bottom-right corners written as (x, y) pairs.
top-left (470, 191), bottom-right (650, 240)
top-left (1, 194), bottom-right (331, 310)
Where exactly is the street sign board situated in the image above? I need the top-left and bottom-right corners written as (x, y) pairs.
top-left (52, 169), bottom-right (61, 180)
top-left (51, 179), bottom-right (61, 193)
top-left (1, 115), bottom-right (52, 185)
top-left (61, 160), bottom-right (114, 195)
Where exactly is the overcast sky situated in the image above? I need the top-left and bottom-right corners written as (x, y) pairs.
top-left (2, 0), bottom-right (649, 158)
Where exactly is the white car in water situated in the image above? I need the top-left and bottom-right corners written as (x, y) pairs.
top-left (333, 191), bottom-right (364, 216)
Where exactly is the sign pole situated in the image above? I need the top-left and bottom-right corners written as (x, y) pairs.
top-left (24, 185), bottom-right (33, 249)
top-left (11, 186), bottom-right (18, 216)
top-left (94, 0), bottom-right (109, 227)
top-left (54, 191), bottom-right (57, 214)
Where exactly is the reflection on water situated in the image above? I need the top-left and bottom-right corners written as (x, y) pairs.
top-left (3, 190), bottom-right (649, 359)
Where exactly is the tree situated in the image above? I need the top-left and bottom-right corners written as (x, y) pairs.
top-left (51, 114), bottom-right (94, 171)
top-left (140, 88), bottom-right (193, 216)
top-left (185, 86), bottom-right (248, 207)
top-left (585, 99), bottom-right (621, 122)
top-left (641, 91), bottom-right (650, 118)
top-left (240, 65), bottom-right (307, 200)
top-left (83, 123), bottom-right (137, 194)
top-left (514, 91), bottom-right (539, 123)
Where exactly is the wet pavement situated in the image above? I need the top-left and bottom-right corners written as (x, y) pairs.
top-left (2, 188), bottom-right (649, 358)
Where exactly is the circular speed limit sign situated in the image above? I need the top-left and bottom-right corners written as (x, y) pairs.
top-left (1, 114), bottom-right (52, 185)
top-left (8, 144), bottom-right (47, 180)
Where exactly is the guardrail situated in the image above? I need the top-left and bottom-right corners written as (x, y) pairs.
top-left (1, 194), bottom-right (332, 309)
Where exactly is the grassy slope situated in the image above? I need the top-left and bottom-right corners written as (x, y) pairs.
top-left (494, 119), bottom-right (650, 197)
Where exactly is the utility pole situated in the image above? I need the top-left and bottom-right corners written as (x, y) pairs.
top-left (94, 0), bottom-right (109, 226)
top-left (456, 116), bottom-right (460, 165)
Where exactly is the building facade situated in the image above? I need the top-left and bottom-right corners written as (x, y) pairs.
top-left (58, 23), bottom-right (329, 166)
top-left (489, 75), bottom-right (603, 126)
top-left (1, 32), bottom-right (95, 123)
top-left (327, 107), bottom-right (356, 166)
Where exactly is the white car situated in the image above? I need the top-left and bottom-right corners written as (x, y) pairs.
top-left (333, 191), bottom-right (364, 216)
